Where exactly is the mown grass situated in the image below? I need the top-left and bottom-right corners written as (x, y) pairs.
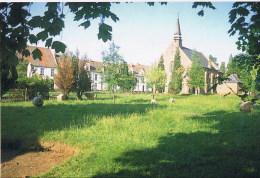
top-left (1, 93), bottom-right (260, 177)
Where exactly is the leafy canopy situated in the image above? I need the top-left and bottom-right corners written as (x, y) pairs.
top-left (169, 48), bottom-right (184, 94)
top-left (188, 51), bottom-right (205, 90)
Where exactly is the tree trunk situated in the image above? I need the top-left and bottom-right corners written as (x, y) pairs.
top-left (112, 90), bottom-right (115, 104)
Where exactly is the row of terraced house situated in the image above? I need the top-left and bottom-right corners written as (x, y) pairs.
top-left (18, 46), bottom-right (152, 92)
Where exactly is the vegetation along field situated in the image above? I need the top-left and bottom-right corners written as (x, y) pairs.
top-left (2, 93), bottom-right (260, 177)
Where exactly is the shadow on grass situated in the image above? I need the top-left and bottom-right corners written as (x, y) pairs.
top-left (1, 103), bottom-right (166, 163)
top-left (94, 110), bottom-right (260, 178)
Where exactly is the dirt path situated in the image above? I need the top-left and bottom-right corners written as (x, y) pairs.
top-left (1, 141), bottom-right (78, 177)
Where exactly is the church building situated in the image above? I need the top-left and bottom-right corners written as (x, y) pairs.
top-left (161, 18), bottom-right (221, 94)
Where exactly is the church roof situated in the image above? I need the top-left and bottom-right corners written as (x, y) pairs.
top-left (181, 47), bottom-right (211, 69)
top-left (225, 74), bottom-right (243, 83)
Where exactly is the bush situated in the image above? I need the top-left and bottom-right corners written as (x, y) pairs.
top-left (16, 75), bottom-right (52, 99)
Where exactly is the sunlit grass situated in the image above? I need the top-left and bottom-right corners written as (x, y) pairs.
top-left (2, 93), bottom-right (260, 177)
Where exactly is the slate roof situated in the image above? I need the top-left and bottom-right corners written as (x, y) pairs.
top-left (225, 74), bottom-right (243, 83)
top-left (19, 46), bottom-right (57, 68)
top-left (181, 47), bottom-right (211, 68)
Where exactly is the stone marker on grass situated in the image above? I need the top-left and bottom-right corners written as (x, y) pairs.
top-left (57, 94), bottom-right (67, 102)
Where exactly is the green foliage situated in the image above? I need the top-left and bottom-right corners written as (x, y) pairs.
top-left (155, 56), bottom-right (166, 92)
top-left (188, 51), bottom-right (205, 94)
top-left (169, 48), bottom-right (184, 94)
top-left (227, 53), bottom-right (259, 92)
top-left (193, 2), bottom-right (260, 55)
top-left (117, 62), bottom-right (137, 91)
top-left (220, 62), bottom-right (226, 73)
top-left (101, 42), bottom-right (124, 91)
top-left (209, 55), bottom-right (218, 65)
top-left (71, 50), bottom-right (91, 100)
top-left (158, 55), bottom-right (165, 71)
top-left (16, 59), bottom-right (29, 79)
top-left (145, 64), bottom-right (166, 93)
top-left (16, 75), bottom-right (51, 99)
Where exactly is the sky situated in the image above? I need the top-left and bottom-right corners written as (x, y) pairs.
top-left (31, 2), bottom-right (241, 66)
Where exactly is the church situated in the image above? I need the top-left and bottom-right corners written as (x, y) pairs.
top-left (161, 18), bottom-right (221, 94)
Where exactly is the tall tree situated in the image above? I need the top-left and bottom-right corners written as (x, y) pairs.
top-left (117, 62), bottom-right (137, 92)
top-left (227, 53), bottom-right (259, 92)
top-left (101, 42), bottom-right (124, 103)
top-left (155, 55), bottom-right (166, 93)
top-left (54, 54), bottom-right (75, 96)
top-left (169, 48), bottom-right (184, 94)
top-left (209, 55), bottom-right (218, 65)
top-left (145, 63), bottom-right (166, 94)
top-left (188, 51), bottom-right (205, 95)
top-left (75, 60), bottom-right (91, 100)
top-left (220, 62), bottom-right (226, 73)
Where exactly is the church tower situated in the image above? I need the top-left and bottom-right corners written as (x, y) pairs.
top-left (173, 17), bottom-right (182, 48)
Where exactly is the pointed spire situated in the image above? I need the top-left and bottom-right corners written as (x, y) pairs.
top-left (173, 17), bottom-right (182, 47)
top-left (174, 17), bottom-right (181, 36)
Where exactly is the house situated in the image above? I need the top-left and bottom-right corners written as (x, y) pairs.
top-left (85, 60), bottom-right (152, 92)
top-left (86, 60), bottom-right (108, 91)
top-left (161, 18), bottom-right (222, 94)
top-left (217, 74), bottom-right (243, 94)
top-left (18, 46), bottom-right (58, 79)
top-left (128, 64), bottom-right (152, 92)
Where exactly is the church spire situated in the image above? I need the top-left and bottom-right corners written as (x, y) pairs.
top-left (173, 17), bottom-right (182, 47)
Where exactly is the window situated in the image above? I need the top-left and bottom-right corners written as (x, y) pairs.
top-left (51, 69), bottom-right (55, 77)
top-left (40, 68), bottom-right (44, 76)
top-left (94, 83), bottom-right (97, 89)
top-left (95, 74), bottom-right (98, 81)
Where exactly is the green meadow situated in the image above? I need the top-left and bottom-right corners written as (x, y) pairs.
top-left (1, 93), bottom-right (260, 177)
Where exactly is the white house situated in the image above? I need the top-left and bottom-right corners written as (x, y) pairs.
top-left (86, 60), bottom-right (152, 92)
top-left (18, 46), bottom-right (58, 79)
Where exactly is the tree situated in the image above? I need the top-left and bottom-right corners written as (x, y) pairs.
top-left (188, 51), bottom-right (205, 95)
top-left (75, 60), bottom-right (91, 100)
top-left (156, 55), bottom-right (166, 92)
top-left (209, 55), bottom-right (218, 65)
top-left (227, 53), bottom-right (259, 92)
top-left (54, 54), bottom-right (75, 96)
top-left (145, 63), bottom-right (166, 95)
top-left (16, 59), bottom-right (29, 79)
top-left (193, 2), bottom-right (260, 55)
top-left (101, 42), bottom-right (124, 103)
top-left (169, 48), bottom-right (184, 94)
top-left (117, 62), bottom-right (137, 92)
top-left (220, 62), bottom-right (226, 73)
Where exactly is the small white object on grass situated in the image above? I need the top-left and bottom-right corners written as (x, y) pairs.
top-left (169, 98), bottom-right (175, 103)
top-left (151, 99), bottom-right (157, 104)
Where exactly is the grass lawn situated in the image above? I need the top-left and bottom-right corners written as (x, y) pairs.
top-left (1, 93), bottom-right (260, 177)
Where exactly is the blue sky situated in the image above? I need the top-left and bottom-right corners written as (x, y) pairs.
top-left (31, 2), bottom-right (241, 66)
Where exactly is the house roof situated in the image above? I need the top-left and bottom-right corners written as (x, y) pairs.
top-left (225, 74), bottom-right (243, 83)
top-left (89, 60), bottom-right (103, 72)
top-left (19, 46), bottom-right (57, 68)
top-left (128, 64), bottom-right (150, 76)
top-left (86, 60), bottom-right (150, 75)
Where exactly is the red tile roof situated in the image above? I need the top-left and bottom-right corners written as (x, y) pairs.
top-left (18, 46), bottom-right (57, 68)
